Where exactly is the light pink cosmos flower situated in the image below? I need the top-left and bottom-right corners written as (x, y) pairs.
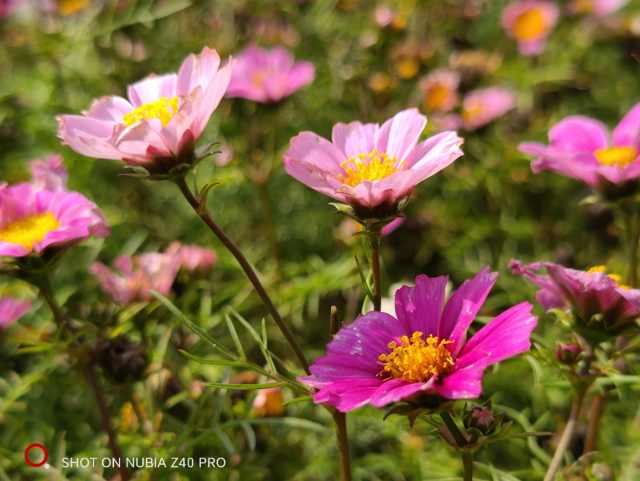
top-left (569, 0), bottom-right (627, 16)
top-left (166, 241), bottom-right (217, 272)
top-left (419, 69), bottom-right (460, 113)
top-left (301, 269), bottom-right (537, 412)
top-left (519, 103), bottom-right (640, 190)
top-left (502, 1), bottom-right (559, 56)
top-left (91, 252), bottom-right (181, 304)
top-left (29, 154), bottom-right (68, 192)
top-left (284, 109), bottom-right (463, 216)
top-left (226, 44), bottom-right (314, 103)
top-left (461, 88), bottom-right (516, 131)
top-left (0, 183), bottom-right (109, 258)
top-left (510, 260), bottom-right (640, 330)
top-left (0, 298), bottom-right (31, 329)
top-left (57, 47), bottom-right (232, 172)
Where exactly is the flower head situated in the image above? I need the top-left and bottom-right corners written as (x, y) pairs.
top-left (519, 103), bottom-right (640, 190)
top-left (284, 109), bottom-right (463, 217)
top-left (0, 183), bottom-right (108, 258)
top-left (0, 298), bottom-right (31, 329)
top-left (461, 88), bottom-right (516, 131)
top-left (91, 251), bottom-right (181, 304)
top-left (252, 388), bottom-right (285, 417)
top-left (301, 268), bottom-right (536, 412)
top-left (226, 44), bottom-right (314, 103)
top-left (502, 1), bottom-right (559, 56)
top-left (569, 0), bottom-right (628, 16)
top-left (166, 241), bottom-right (217, 272)
top-left (57, 47), bottom-right (232, 173)
top-left (510, 260), bottom-right (640, 329)
top-left (419, 69), bottom-right (460, 113)
top-left (29, 154), bottom-right (68, 192)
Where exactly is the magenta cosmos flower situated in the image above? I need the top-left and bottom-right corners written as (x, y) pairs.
top-left (91, 251), bottom-right (181, 304)
top-left (0, 183), bottom-right (108, 258)
top-left (301, 269), bottom-right (537, 412)
top-left (226, 44), bottom-right (314, 103)
top-left (284, 109), bottom-right (463, 216)
top-left (30, 154), bottom-right (68, 192)
top-left (461, 88), bottom-right (516, 131)
top-left (419, 69), bottom-right (460, 113)
top-left (569, 0), bottom-right (627, 16)
top-left (519, 104), bottom-right (640, 190)
top-left (57, 47), bottom-right (231, 172)
top-left (166, 241), bottom-right (217, 272)
top-left (502, 1), bottom-right (559, 56)
top-left (0, 298), bottom-right (31, 329)
top-left (510, 260), bottom-right (640, 329)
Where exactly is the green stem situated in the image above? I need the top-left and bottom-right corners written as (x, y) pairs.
top-left (369, 229), bottom-right (382, 312)
top-left (543, 385), bottom-right (587, 481)
top-left (174, 177), bottom-right (310, 374)
top-left (331, 410), bottom-right (353, 481)
top-left (440, 412), bottom-right (472, 481)
top-left (627, 207), bottom-right (640, 287)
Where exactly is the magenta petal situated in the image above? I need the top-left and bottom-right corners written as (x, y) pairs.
top-left (549, 116), bottom-right (609, 153)
top-left (394, 275), bottom-right (448, 336)
top-left (440, 267), bottom-right (497, 341)
top-left (612, 102), bottom-right (640, 149)
top-left (369, 379), bottom-right (430, 407)
top-left (433, 363), bottom-right (485, 399)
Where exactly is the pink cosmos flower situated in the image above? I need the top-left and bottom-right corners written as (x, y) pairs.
top-left (569, 0), bottom-right (627, 16)
top-left (57, 47), bottom-right (232, 171)
top-left (29, 154), bottom-right (68, 192)
top-left (91, 252), bottom-right (181, 304)
top-left (0, 298), bottom-right (31, 329)
top-left (0, 183), bottom-right (108, 258)
top-left (283, 109), bottom-right (463, 215)
top-left (166, 241), bottom-right (217, 272)
top-left (502, 1), bottom-right (559, 56)
top-left (301, 268), bottom-right (537, 412)
top-left (510, 260), bottom-right (640, 329)
top-left (0, 0), bottom-right (19, 17)
top-left (519, 103), bottom-right (640, 190)
top-left (226, 44), bottom-right (314, 103)
top-left (461, 88), bottom-right (516, 131)
top-left (419, 69), bottom-right (460, 113)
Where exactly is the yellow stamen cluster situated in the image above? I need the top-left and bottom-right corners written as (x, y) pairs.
top-left (588, 265), bottom-right (631, 289)
top-left (424, 83), bottom-right (450, 111)
top-left (463, 102), bottom-right (483, 123)
top-left (378, 331), bottom-right (454, 383)
top-left (122, 96), bottom-right (179, 127)
top-left (0, 213), bottom-right (60, 250)
top-left (513, 8), bottom-right (547, 41)
top-left (339, 149), bottom-right (401, 187)
top-left (594, 146), bottom-right (638, 169)
top-left (252, 71), bottom-right (267, 88)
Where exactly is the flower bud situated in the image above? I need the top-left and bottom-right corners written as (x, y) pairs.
top-left (95, 336), bottom-right (147, 383)
top-left (556, 342), bottom-right (582, 365)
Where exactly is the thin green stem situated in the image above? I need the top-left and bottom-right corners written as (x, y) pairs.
top-left (174, 177), bottom-right (310, 374)
top-left (440, 412), bottom-right (472, 481)
top-left (369, 230), bottom-right (382, 312)
top-left (331, 410), bottom-right (353, 481)
top-left (543, 385), bottom-right (587, 481)
top-left (627, 208), bottom-right (640, 287)
top-left (584, 393), bottom-right (606, 453)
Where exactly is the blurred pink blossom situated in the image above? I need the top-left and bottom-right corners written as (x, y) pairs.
top-left (166, 241), bottom-right (217, 272)
top-left (419, 69), bottom-right (460, 113)
top-left (569, 0), bottom-right (628, 16)
top-left (461, 88), bottom-right (516, 130)
top-left (0, 298), bottom-right (31, 329)
top-left (58, 47), bottom-right (232, 171)
top-left (227, 44), bottom-right (314, 103)
top-left (29, 154), bottom-right (68, 192)
top-left (502, 1), bottom-right (559, 55)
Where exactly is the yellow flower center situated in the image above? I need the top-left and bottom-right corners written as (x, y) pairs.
top-left (339, 149), bottom-right (401, 187)
top-left (0, 213), bottom-right (60, 251)
top-left (58, 0), bottom-right (89, 15)
top-left (594, 146), bottom-right (638, 169)
top-left (122, 96), bottom-right (179, 127)
top-left (252, 71), bottom-right (267, 88)
top-left (588, 265), bottom-right (631, 289)
top-left (513, 8), bottom-right (547, 41)
top-left (424, 83), bottom-right (450, 111)
top-left (378, 331), bottom-right (454, 383)
top-left (463, 102), bottom-right (483, 123)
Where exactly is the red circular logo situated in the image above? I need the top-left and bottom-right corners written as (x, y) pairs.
top-left (24, 443), bottom-right (48, 468)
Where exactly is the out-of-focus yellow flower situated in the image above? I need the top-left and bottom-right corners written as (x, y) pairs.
top-left (396, 58), bottom-right (419, 79)
top-left (449, 50), bottom-right (503, 75)
top-left (252, 388), bottom-right (285, 417)
top-left (57, 0), bottom-right (90, 16)
top-left (368, 72), bottom-right (394, 93)
top-left (119, 402), bottom-right (139, 431)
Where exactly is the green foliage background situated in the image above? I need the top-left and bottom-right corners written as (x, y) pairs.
top-left (1, 0), bottom-right (640, 480)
